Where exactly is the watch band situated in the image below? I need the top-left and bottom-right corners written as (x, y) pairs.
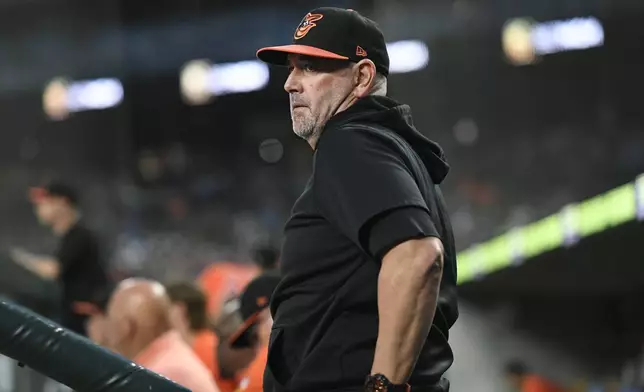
top-left (364, 374), bottom-right (411, 392)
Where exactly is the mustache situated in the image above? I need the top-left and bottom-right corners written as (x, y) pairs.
top-left (289, 96), bottom-right (308, 108)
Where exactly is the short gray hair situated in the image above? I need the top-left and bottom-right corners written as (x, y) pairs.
top-left (370, 73), bottom-right (387, 96)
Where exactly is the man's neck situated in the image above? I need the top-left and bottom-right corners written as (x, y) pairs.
top-left (183, 329), bottom-right (197, 347)
top-left (52, 211), bottom-right (79, 236)
top-left (127, 328), bottom-right (171, 361)
top-left (309, 93), bottom-right (363, 150)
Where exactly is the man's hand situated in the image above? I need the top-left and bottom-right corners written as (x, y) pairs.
top-left (370, 236), bottom-right (444, 384)
top-left (10, 248), bottom-right (60, 280)
top-left (10, 248), bottom-right (31, 263)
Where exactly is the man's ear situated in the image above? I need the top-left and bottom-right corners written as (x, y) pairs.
top-left (168, 303), bottom-right (185, 327)
top-left (174, 302), bottom-right (187, 319)
top-left (121, 317), bottom-right (135, 340)
top-left (353, 59), bottom-right (377, 98)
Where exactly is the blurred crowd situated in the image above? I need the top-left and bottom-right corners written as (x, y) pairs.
top-left (3, 117), bottom-right (643, 281)
top-left (3, 175), bottom-right (642, 392)
top-left (72, 241), bottom-right (281, 392)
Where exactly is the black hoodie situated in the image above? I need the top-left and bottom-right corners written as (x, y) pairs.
top-left (266, 96), bottom-right (458, 392)
top-left (326, 95), bottom-right (451, 185)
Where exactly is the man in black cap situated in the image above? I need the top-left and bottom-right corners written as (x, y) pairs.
top-left (228, 273), bottom-right (280, 392)
top-left (11, 181), bottom-right (110, 336)
top-left (256, 7), bottom-right (458, 392)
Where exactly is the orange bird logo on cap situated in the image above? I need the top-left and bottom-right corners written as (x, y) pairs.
top-left (294, 13), bottom-right (324, 40)
top-left (256, 296), bottom-right (268, 307)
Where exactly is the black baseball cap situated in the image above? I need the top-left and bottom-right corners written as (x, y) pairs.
top-left (228, 272), bottom-right (281, 347)
top-left (29, 181), bottom-right (79, 206)
top-left (256, 7), bottom-right (390, 76)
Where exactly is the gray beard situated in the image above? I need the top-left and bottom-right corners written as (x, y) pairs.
top-left (292, 117), bottom-right (319, 142)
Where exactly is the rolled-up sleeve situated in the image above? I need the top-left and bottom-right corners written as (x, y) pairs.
top-left (366, 206), bottom-right (439, 261)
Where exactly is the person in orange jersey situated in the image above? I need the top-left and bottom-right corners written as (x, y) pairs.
top-left (166, 281), bottom-right (238, 392)
top-left (198, 262), bottom-right (259, 320)
top-left (228, 272), bottom-right (280, 392)
top-left (505, 360), bottom-right (565, 392)
top-left (103, 278), bottom-right (219, 392)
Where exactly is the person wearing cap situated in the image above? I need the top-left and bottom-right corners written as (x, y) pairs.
top-left (228, 273), bottom-right (280, 392)
top-left (213, 294), bottom-right (261, 391)
top-left (256, 7), bottom-right (458, 392)
top-left (10, 181), bottom-right (110, 336)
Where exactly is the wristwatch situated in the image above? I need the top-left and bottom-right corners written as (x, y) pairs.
top-left (364, 374), bottom-right (411, 392)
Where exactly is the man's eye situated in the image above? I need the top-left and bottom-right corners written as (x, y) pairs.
top-left (302, 63), bottom-right (315, 72)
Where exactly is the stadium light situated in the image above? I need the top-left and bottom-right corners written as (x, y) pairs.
top-left (386, 40), bottom-right (430, 74)
top-left (636, 173), bottom-right (644, 221)
top-left (211, 61), bottom-right (270, 95)
top-left (42, 77), bottom-right (124, 120)
top-left (532, 17), bottom-right (604, 55)
top-left (503, 18), bottom-right (537, 66)
top-left (181, 39), bottom-right (430, 106)
top-left (503, 16), bottom-right (604, 66)
top-left (180, 59), bottom-right (270, 105)
top-left (43, 77), bottom-right (70, 121)
top-left (180, 60), bottom-right (212, 105)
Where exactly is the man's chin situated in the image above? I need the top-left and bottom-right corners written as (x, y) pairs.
top-left (293, 129), bottom-right (315, 141)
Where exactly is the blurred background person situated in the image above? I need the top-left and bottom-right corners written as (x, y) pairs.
top-left (166, 281), bottom-right (239, 392)
top-left (103, 278), bottom-right (220, 392)
top-left (227, 272), bottom-right (280, 392)
top-left (504, 359), bottom-right (565, 392)
top-left (199, 262), bottom-right (259, 322)
top-left (10, 182), bottom-right (110, 336)
top-left (198, 261), bottom-right (261, 384)
top-left (213, 295), bottom-right (259, 389)
top-left (251, 244), bottom-right (280, 273)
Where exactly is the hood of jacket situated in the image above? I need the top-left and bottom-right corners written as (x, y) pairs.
top-left (324, 95), bottom-right (450, 184)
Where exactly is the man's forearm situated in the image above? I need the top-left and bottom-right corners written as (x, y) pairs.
top-left (11, 249), bottom-right (59, 280)
top-left (371, 243), bottom-right (443, 384)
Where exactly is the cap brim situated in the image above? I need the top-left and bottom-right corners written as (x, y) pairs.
top-left (256, 45), bottom-right (349, 66)
top-left (228, 310), bottom-right (261, 347)
top-left (28, 187), bottom-right (48, 204)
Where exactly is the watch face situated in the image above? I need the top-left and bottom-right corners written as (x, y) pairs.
top-left (365, 374), bottom-right (389, 391)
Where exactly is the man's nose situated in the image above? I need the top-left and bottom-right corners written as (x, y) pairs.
top-left (284, 70), bottom-right (301, 94)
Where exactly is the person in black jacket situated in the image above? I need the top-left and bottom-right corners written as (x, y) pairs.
top-left (10, 181), bottom-right (110, 336)
top-left (255, 7), bottom-right (458, 392)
